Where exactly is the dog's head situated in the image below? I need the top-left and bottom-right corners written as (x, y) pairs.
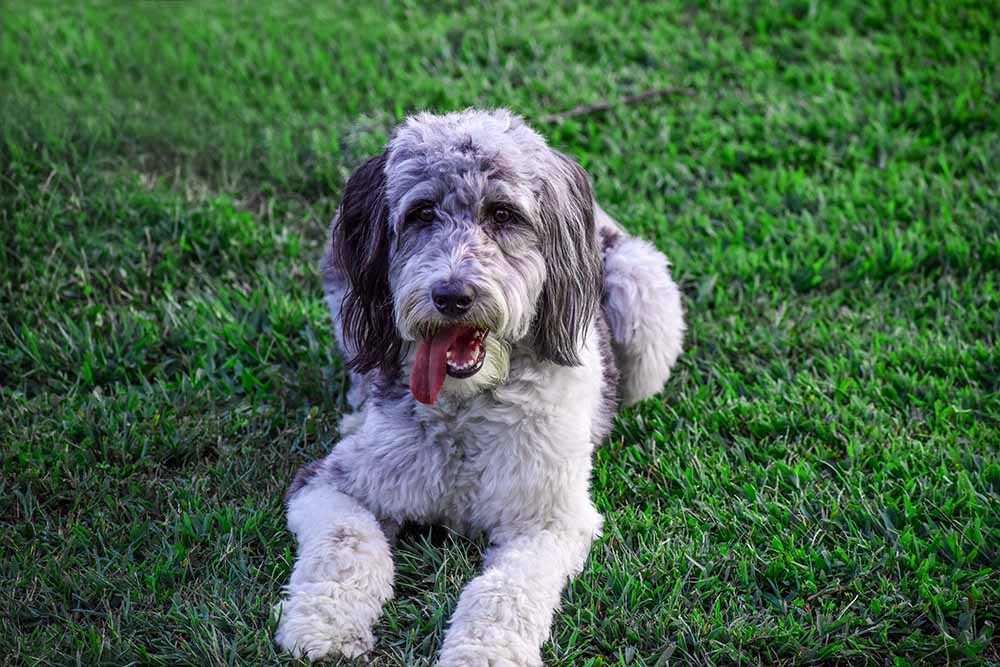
top-left (333, 109), bottom-right (602, 405)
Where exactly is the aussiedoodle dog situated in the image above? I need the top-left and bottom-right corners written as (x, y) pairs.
top-left (274, 108), bottom-right (685, 665)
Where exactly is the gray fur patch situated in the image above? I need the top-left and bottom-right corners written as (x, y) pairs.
top-left (286, 459), bottom-right (326, 500)
top-left (599, 224), bottom-right (623, 253)
top-left (592, 312), bottom-right (620, 445)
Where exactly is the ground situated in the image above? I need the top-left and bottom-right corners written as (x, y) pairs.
top-left (1, 2), bottom-right (998, 666)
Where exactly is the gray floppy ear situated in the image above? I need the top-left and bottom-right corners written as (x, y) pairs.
top-left (332, 152), bottom-right (403, 376)
top-left (532, 150), bottom-right (603, 366)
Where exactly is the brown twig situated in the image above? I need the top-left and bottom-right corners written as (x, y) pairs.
top-left (540, 87), bottom-right (696, 123)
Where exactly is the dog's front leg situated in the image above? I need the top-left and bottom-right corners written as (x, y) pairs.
top-left (437, 514), bottom-right (601, 667)
top-left (274, 471), bottom-right (393, 660)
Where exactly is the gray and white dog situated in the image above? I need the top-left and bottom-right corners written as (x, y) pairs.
top-left (274, 108), bottom-right (685, 665)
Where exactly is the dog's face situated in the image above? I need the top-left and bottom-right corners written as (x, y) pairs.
top-left (333, 109), bottom-right (602, 405)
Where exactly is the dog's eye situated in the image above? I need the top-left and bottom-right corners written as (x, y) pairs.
top-left (492, 207), bottom-right (513, 224)
top-left (413, 206), bottom-right (436, 223)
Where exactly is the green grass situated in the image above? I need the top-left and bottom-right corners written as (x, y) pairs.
top-left (2, 1), bottom-right (998, 665)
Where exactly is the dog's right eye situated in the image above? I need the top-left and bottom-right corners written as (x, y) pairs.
top-left (491, 207), bottom-right (512, 224)
top-left (410, 205), bottom-right (436, 224)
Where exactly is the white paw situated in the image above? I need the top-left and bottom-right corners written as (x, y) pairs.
top-left (274, 592), bottom-right (375, 660)
top-left (437, 638), bottom-right (542, 667)
top-left (437, 654), bottom-right (538, 667)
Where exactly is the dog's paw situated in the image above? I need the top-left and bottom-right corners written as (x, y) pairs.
top-left (273, 593), bottom-right (375, 660)
top-left (437, 655), bottom-right (538, 667)
top-left (437, 641), bottom-right (542, 667)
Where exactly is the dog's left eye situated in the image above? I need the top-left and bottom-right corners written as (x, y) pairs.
top-left (491, 207), bottom-right (513, 224)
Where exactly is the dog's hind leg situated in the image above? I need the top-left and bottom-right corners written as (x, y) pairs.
top-left (599, 209), bottom-right (685, 405)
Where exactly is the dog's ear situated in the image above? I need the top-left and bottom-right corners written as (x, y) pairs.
top-left (532, 150), bottom-right (603, 366)
top-left (333, 152), bottom-right (402, 375)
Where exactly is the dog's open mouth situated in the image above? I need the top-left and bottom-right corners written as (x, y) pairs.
top-left (410, 325), bottom-right (489, 405)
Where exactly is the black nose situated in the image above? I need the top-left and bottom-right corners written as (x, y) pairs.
top-left (431, 280), bottom-right (476, 317)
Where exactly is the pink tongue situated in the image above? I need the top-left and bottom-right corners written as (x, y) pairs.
top-left (410, 326), bottom-right (465, 405)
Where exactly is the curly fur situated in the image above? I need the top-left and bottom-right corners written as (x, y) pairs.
top-left (275, 109), bottom-right (685, 665)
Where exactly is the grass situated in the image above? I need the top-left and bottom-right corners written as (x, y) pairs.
top-left (1, 1), bottom-right (998, 665)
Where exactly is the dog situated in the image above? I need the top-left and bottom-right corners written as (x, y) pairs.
top-left (274, 108), bottom-right (685, 665)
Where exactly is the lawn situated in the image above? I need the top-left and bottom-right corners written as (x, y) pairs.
top-left (2, 1), bottom-right (998, 665)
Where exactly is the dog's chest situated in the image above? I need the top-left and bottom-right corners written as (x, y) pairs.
top-left (425, 407), bottom-right (519, 533)
top-left (364, 342), bottom-right (605, 533)
top-left (419, 381), bottom-right (596, 534)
